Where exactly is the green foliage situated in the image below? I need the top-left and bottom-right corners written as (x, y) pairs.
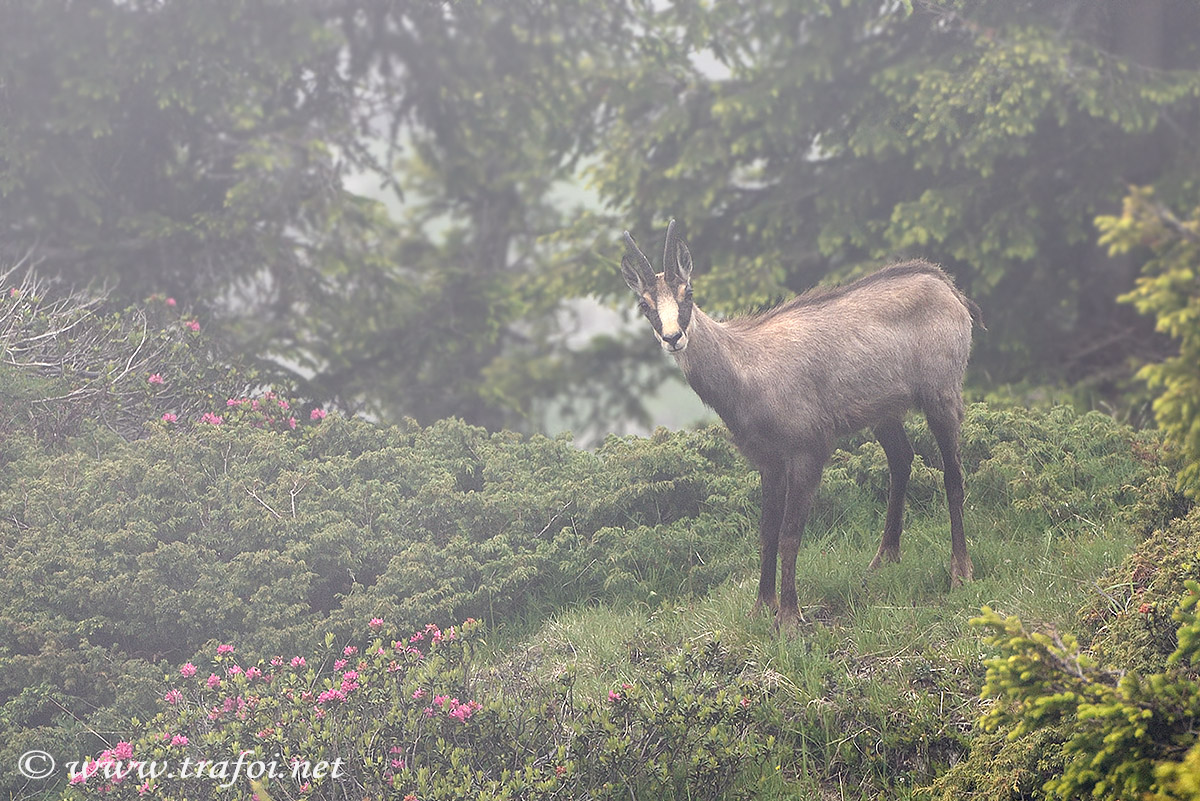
top-left (0, 416), bottom-right (760, 796)
top-left (0, 402), bottom-right (1167, 799)
top-left (8, 1), bottom-right (1200, 432)
top-left (63, 619), bottom-right (771, 801)
top-left (0, 1), bottom-right (616, 431)
top-left (578, 0), bottom-right (1200, 404)
top-left (928, 507), bottom-right (1200, 801)
top-left (1100, 187), bottom-right (1200, 497)
top-left (966, 582), bottom-right (1200, 801)
top-left (0, 269), bottom-right (251, 443)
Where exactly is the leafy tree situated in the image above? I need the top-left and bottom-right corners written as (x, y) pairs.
top-left (578, 0), bottom-right (1200, 402)
top-left (6, 0), bottom-right (1200, 432)
top-left (0, 0), bottom-right (614, 430)
top-left (1099, 188), bottom-right (1200, 496)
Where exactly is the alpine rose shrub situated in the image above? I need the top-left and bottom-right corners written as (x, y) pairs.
top-left (68, 619), bottom-right (771, 801)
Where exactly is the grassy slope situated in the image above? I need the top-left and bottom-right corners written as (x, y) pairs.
top-left (0, 402), bottom-right (1174, 800)
top-left (483, 405), bottom-right (1167, 799)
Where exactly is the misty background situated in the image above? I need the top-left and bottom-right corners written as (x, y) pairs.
top-left (2, 0), bottom-right (1199, 444)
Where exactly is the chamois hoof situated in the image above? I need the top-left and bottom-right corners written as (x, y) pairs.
top-left (867, 548), bottom-right (901, 571)
top-left (773, 606), bottom-right (806, 634)
top-left (950, 557), bottom-right (975, 588)
top-left (751, 596), bottom-right (779, 618)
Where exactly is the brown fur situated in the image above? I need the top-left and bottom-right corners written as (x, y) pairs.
top-left (621, 222), bottom-right (981, 631)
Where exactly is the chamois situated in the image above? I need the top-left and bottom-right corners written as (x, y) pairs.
top-left (620, 220), bottom-right (982, 630)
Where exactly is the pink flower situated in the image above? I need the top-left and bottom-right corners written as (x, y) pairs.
top-left (278, 399), bottom-right (289, 410)
top-left (206, 674), bottom-right (221, 689)
top-left (290, 656), bottom-right (306, 668)
top-left (164, 689), bottom-right (183, 705)
top-left (171, 734), bottom-right (188, 747)
top-left (217, 644), bottom-right (234, 655)
top-left (343, 645), bottom-right (358, 656)
top-left (113, 742), bottom-right (134, 760)
top-left (138, 780), bottom-right (151, 794)
top-left (369, 617), bottom-right (384, 630)
top-left (166, 297), bottom-right (177, 307)
top-left (185, 320), bottom-right (200, 332)
top-left (608, 691), bottom-right (621, 702)
top-left (445, 699), bottom-right (481, 722)
top-left (161, 413), bottom-right (177, 423)
top-left (412, 688), bottom-right (425, 700)
top-left (288, 416), bottom-right (297, 430)
top-left (227, 665), bottom-right (243, 676)
top-left (148, 373), bottom-right (164, 385)
top-left (181, 662), bottom-right (196, 677)
top-left (334, 659), bottom-right (347, 670)
top-left (200, 412), bottom-right (223, 425)
top-left (317, 688), bottom-right (347, 704)
top-left (227, 398), bottom-right (243, 407)
top-left (310, 408), bottom-right (327, 421)
top-left (245, 666), bottom-right (262, 680)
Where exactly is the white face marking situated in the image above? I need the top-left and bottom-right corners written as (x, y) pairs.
top-left (653, 277), bottom-right (689, 353)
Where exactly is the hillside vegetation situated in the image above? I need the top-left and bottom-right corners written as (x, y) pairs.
top-left (5, 402), bottom-right (1198, 799)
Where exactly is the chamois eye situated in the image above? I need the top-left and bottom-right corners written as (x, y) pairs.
top-left (638, 300), bottom-right (652, 315)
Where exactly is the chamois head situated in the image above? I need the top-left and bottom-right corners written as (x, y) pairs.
top-left (620, 219), bottom-right (695, 353)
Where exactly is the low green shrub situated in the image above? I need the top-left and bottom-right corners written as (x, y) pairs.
top-left (924, 507), bottom-right (1200, 801)
top-left (62, 619), bottom-right (771, 801)
top-left (0, 416), bottom-right (760, 797)
top-left (0, 402), bottom-right (1169, 799)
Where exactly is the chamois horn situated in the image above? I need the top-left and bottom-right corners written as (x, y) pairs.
top-left (622, 230), bottom-right (655, 285)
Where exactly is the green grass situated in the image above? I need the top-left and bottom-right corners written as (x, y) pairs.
top-left (478, 407), bottom-right (1156, 799)
top-left (2, 403), bottom-right (1174, 800)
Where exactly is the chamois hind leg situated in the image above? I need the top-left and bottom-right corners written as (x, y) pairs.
top-left (776, 451), bottom-right (828, 632)
top-left (753, 467), bottom-right (785, 617)
top-left (926, 399), bottom-right (974, 587)
top-left (869, 419), bottom-right (913, 571)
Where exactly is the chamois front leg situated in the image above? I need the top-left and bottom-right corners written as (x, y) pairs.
top-left (752, 467), bottom-right (785, 617)
top-left (927, 400), bottom-right (974, 587)
top-left (776, 452), bottom-right (827, 633)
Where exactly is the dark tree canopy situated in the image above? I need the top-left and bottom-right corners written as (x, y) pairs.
top-left (583, 0), bottom-right (1200, 397)
top-left (3, 0), bottom-right (1200, 432)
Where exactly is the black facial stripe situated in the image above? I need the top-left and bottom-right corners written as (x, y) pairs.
top-left (676, 299), bottom-right (692, 333)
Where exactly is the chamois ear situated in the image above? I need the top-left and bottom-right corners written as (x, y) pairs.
top-left (663, 219), bottom-right (693, 285)
top-left (671, 235), bottom-right (693, 285)
top-left (620, 253), bottom-right (648, 293)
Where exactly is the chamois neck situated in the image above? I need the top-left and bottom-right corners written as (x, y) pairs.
top-left (673, 306), bottom-right (750, 418)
